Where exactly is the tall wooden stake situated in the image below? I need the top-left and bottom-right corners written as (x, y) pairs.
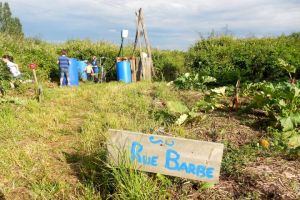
top-left (32, 69), bottom-right (38, 85)
top-left (132, 8), bottom-right (155, 80)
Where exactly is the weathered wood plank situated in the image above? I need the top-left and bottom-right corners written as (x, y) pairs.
top-left (129, 57), bottom-right (136, 82)
top-left (107, 129), bottom-right (224, 183)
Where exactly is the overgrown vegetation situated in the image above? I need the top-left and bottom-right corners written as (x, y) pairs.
top-left (186, 33), bottom-right (300, 85)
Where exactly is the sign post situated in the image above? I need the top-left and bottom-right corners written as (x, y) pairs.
top-left (28, 63), bottom-right (43, 102)
top-left (107, 129), bottom-right (224, 183)
top-left (28, 63), bottom-right (38, 85)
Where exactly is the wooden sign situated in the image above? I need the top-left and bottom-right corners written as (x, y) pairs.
top-left (28, 63), bottom-right (37, 70)
top-left (28, 63), bottom-right (38, 84)
top-left (107, 129), bottom-right (224, 183)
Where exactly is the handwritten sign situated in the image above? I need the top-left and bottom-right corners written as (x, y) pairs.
top-left (107, 129), bottom-right (224, 183)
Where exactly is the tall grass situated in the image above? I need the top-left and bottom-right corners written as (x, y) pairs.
top-left (0, 82), bottom-right (189, 199)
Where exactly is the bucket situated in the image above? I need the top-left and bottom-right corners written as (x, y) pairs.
top-left (116, 58), bottom-right (131, 83)
top-left (63, 58), bottom-right (79, 86)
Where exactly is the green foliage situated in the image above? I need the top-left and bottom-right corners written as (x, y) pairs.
top-left (197, 86), bottom-right (226, 112)
top-left (0, 33), bottom-right (186, 85)
top-left (166, 101), bottom-right (189, 114)
top-left (165, 101), bottom-right (202, 125)
top-left (0, 60), bottom-right (10, 89)
top-left (186, 34), bottom-right (300, 84)
top-left (0, 35), bottom-right (58, 82)
top-left (109, 160), bottom-right (168, 199)
top-left (247, 81), bottom-right (300, 151)
top-left (278, 58), bottom-right (296, 74)
top-left (0, 2), bottom-right (23, 37)
top-left (152, 49), bottom-right (186, 81)
top-left (222, 144), bottom-right (258, 175)
top-left (199, 182), bottom-right (214, 191)
top-left (173, 73), bottom-right (216, 90)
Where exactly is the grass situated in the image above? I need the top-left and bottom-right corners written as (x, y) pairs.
top-left (0, 81), bottom-right (299, 199)
top-left (0, 81), bottom-right (184, 199)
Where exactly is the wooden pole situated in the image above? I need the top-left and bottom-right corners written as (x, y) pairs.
top-left (139, 8), bottom-right (152, 58)
top-left (132, 10), bottom-right (139, 57)
top-left (139, 8), bottom-right (155, 79)
top-left (130, 57), bottom-right (136, 82)
top-left (32, 69), bottom-right (38, 85)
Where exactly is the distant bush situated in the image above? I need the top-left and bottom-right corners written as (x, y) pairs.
top-left (0, 35), bottom-right (57, 83)
top-left (152, 49), bottom-right (186, 81)
top-left (186, 33), bottom-right (300, 84)
top-left (0, 34), bottom-right (186, 84)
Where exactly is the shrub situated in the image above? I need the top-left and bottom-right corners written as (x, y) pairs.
top-left (186, 33), bottom-right (300, 84)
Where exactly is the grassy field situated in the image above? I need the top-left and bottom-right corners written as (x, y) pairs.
top-left (0, 82), bottom-right (299, 199)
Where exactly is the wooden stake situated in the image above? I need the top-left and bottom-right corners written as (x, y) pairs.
top-left (231, 79), bottom-right (240, 111)
top-left (132, 8), bottom-right (155, 81)
top-left (139, 8), bottom-right (151, 58)
top-left (139, 8), bottom-right (155, 78)
top-left (32, 69), bottom-right (38, 85)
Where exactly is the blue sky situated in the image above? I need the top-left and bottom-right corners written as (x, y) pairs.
top-left (7, 0), bottom-right (300, 50)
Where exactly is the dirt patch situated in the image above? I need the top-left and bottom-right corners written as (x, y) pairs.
top-left (186, 111), bottom-right (264, 147)
top-left (5, 187), bottom-right (31, 200)
top-left (177, 90), bottom-right (204, 108)
top-left (239, 157), bottom-right (300, 199)
top-left (179, 156), bottom-right (299, 199)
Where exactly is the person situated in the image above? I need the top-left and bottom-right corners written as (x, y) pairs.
top-left (91, 55), bottom-right (99, 82)
top-left (85, 62), bottom-right (94, 81)
top-left (57, 50), bottom-right (71, 87)
top-left (2, 55), bottom-right (22, 88)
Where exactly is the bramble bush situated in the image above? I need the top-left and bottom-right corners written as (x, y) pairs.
top-left (186, 33), bottom-right (300, 85)
top-left (152, 49), bottom-right (186, 81)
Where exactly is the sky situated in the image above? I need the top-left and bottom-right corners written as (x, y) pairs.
top-left (7, 0), bottom-right (300, 50)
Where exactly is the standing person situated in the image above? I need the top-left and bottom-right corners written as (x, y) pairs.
top-left (85, 62), bottom-right (94, 81)
top-left (91, 55), bottom-right (99, 82)
top-left (57, 50), bottom-right (71, 87)
top-left (2, 55), bottom-right (22, 88)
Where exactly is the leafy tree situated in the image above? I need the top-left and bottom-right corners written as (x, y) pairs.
top-left (0, 2), bottom-right (23, 37)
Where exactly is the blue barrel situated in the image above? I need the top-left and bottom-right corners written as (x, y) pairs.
top-left (116, 60), bottom-right (131, 83)
top-left (77, 61), bottom-right (87, 81)
top-left (63, 58), bottom-right (79, 86)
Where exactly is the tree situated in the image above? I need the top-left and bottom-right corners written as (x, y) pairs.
top-left (0, 2), bottom-right (23, 37)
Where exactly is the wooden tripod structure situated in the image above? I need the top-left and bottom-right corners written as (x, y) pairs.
top-left (130, 8), bottom-right (154, 81)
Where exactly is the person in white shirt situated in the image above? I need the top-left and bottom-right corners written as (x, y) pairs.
top-left (2, 55), bottom-right (22, 88)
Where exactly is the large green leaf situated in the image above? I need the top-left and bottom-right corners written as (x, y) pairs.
top-left (197, 100), bottom-right (214, 111)
top-left (288, 134), bottom-right (300, 149)
top-left (166, 101), bottom-right (189, 114)
top-left (280, 117), bottom-right (294, 132)
top-left (280, 113), bottom-right (300, 132)
top-left (278, 58), bottom-right (296, 73)
top-left (175, 114), bottom-right (188, 125)
top-left (282, 131), bottom-right (295, 140)
top-left (290, 113), bottom-right (300, 127)
top-left (294, 86), bottom-right (300, 97)
top-left (211, 86), bottom-right (226, 96)
top-left (200, 182), bottom-right (215, 190)
top-left (184, 73), bottom-right (190, 78)
top-left (200, 76), bottom-right (216, 84)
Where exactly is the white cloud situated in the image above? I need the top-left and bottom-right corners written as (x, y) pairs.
top-left (7, 0), bottom-right (300, 49)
